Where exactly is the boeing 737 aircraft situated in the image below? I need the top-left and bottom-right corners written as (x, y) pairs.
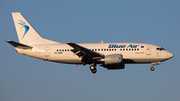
top-left (6, 12), bottom-right (174, 74)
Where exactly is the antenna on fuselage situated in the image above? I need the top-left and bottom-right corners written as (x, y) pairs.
top-left (101, 40), bottom-right (103, 43)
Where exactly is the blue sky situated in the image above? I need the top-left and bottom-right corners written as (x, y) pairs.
top-left (1, 0), bottom-right (180, 101)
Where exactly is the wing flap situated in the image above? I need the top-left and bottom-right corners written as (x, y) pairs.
top-left (67, 43), bottom-right (103, 57)
top-left (67, 43), bottom-right (104, 63)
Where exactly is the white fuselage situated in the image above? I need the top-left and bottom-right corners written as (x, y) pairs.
top-left (15, 42), bottom-right (173, 64)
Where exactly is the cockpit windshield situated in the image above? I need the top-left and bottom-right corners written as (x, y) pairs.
top-left (156, 47), bottom-right (165, 51)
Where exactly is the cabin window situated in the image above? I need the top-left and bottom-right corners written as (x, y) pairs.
top-left (101, 49), bottom-right (103, 51)
top-left (141, 46), bottom-right (144, 48)
top-left (98, 49), bottom-right (100, 51)
top-left (104, 49), bottom-right (106, 51)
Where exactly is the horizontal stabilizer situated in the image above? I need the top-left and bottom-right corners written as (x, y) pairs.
top-left (6, 40), bottom-right (33, 49)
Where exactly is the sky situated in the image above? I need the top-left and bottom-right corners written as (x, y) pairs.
top-left (0, 0), bottom-right (180, 101)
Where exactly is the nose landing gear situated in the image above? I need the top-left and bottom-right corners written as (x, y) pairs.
top-left (151, 67), bottom-right (155, 71)
top-left (150, 62), bottom-right (161, 71)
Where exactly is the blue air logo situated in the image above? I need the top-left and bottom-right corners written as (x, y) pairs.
top-left (118, 56), bottom-right (121, 61)
top-left (18, 20), bottom-right (29, 39)
top-left (109, 44), bottom-right (126, 48)
top-left (127, 44), bottom-right (139, 48)
top-left (109, 44), bottom-right (139, 48)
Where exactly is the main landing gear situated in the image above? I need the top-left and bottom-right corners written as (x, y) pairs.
top-left (90, 63), bottom-right (97, 74)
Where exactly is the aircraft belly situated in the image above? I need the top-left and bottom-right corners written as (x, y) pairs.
top-left (123, 58), bottom-right (165, 63)
top-left (50, 59), bottom-right (82, 64)
top-left (48, 52), bottom-right (82, 64)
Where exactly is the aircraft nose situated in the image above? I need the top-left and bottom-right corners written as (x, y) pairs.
top-left (167, 52), bottom-right (174, 59)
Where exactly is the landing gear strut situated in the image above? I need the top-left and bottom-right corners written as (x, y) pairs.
top-left (90, 64), bottom-right (97, 74)
top-left (150, 62), bottom-right (161, 71)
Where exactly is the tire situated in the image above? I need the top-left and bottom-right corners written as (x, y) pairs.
top-left (151, 67), bottom-right (155, 71)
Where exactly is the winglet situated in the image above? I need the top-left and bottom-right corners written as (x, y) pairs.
top-left (6, 40), bottom-right (33, 49)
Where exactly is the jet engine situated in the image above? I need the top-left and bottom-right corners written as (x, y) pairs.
top-left (103, 54), bottom-right (123, 65)
top-left (100, 54), bottom-right (124, 69)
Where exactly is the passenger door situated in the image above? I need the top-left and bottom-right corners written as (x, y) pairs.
top-left (146, 46), bottom-right (151, 55)
top-left (45, 47), bottom-right (50, 57)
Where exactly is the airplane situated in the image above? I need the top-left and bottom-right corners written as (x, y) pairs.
top-left (6, 12), bottom-right (174, 74)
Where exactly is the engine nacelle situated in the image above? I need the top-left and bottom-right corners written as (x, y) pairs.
top-left (104, 54), bottom-right (123, 65)
top-left (102, 64), bottom-right (125, 70)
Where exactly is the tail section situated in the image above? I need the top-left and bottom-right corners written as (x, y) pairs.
top-left (12, 12), bottom-right (59, 45)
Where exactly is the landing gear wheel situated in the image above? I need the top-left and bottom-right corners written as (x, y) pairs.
top-left (90, 65), bottom-right (97, 74)
top-left (90, 65), bottom-right (95, 70)
top-left (92, 68), bottom-right (97, 74)
top-left (151, 67), bottom-right (155, 71)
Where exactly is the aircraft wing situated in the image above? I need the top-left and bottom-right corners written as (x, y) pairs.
top-left (67, 43), bottom-right (104, 63)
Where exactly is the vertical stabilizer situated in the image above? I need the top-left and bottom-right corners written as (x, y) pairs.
top-left (12, 12), bottom-right (58, 45)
